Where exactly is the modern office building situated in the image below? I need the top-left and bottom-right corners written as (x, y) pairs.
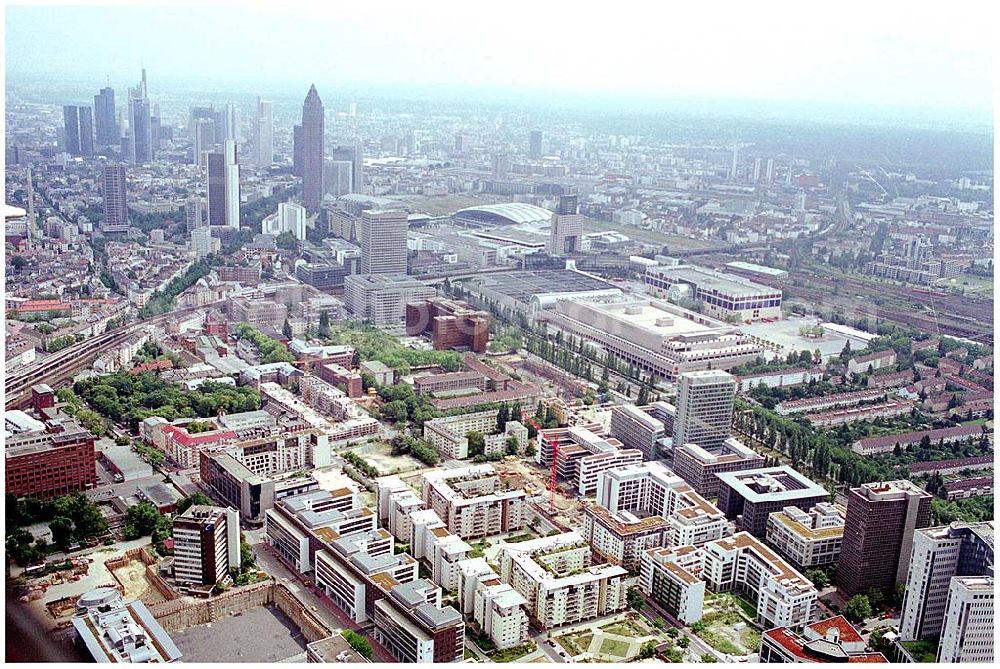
top-left (72, 588), bottom-right (182, 663)
top-left (5, 412), bottom-right (97, 499)
top-left (324, 159), bottom-right (354, 197)
top-left (671, 438), bottom-right (765, 498)
top-left (674, 370), bottom-right (738, 451)
top-left (63, 106), bottom-right (86, 156)
top-left (343, 274), bottom-right (435, 329)
top-left (253, 97), bottom-right (273, 169)
top-left (94, 86), bottom-right (118, 146)
top-left (549, 195), bottom-right (584, 254)
top-left (765, 503), bottom-right (847, 570)
top-left (360, 209), bottom-right (408, 275)
top-left (101, 164), bottom-right (130, 233)
top-left (716, 467), bottom-right (829, 538)
top-left (420, 465), bottom-right (526, 540)
top-left (936, 576), bottom-right (994, 663)
top-left (899, 522), bottom-right (993, 642)
top-left (331, 143), bottom-right (363, 193)
top-left (301, 85), bottom-right (325, 211)
top-left (127, 69), bottom-right (152, 164)
top-left (405, 297), bottom-right (489, 353)
top-left (529, 129), bottom-right (542, 158)
top-left (172, 505), bottom-right (240, 586)
top-left (499, 531), bottom-right (628, 629)
top-left (609, 404), bottom-right (666, 461)
top-left (207, 139), bottom-right (240, 228)
top-left (643, 263), bottom-right (783, 322)
top-left (837, 480), bottom-right (932, 598)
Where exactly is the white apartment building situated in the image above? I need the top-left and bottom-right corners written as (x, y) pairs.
top-left (936, 576), bottom-right (994, 663)
top-left (702, 533), bottom-right (818, 629)
top-left (639, 545), bottom-right (706, 624)
top-left (595, 461), bottom-right (728, 548)
top-left (765, 503), bottom-right (846, 569)
top-left (422, 409), bottom-right (528, 460)
top-left (456, 558), bottom-right (530, 651)
top-left (499, 531), bottom-right (628, 629)
top-left (582, 504), bottom-right (669, 571)
top-left (420, 465), bottom-right (526, 540)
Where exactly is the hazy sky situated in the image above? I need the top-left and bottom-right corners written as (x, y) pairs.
top-left (5, 1), bottom-right (995, 120)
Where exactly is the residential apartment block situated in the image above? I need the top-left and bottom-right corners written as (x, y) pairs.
top-left (765, 503), bottom-right (846, 570)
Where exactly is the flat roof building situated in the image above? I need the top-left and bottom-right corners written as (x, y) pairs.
top-left (837, 480), bottom-right (932, 599)
top-left (644, 263), bottom-right (782, 322)
top-left (343, 274), bottom-right (435, 329)
top-left (72, 588), bottom-right (182, 663)
top-left (716, 466), bottom-right (829, 537)
top-left (671, 438), bottom-right (765, 498)
top-left (765, 503), bottom-right (847, 570)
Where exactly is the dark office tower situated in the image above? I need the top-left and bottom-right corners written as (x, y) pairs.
top-left (101, 164), bottom-right (129, 233)
top-left (331, 143), bottom-right (363, 193)
top-left (63, 106), bottom-right (81, 155)
top-left (94, 87), bottom-right (118, 146)
top-left (292, 124), bottom-right (303, 177)
top-left (207, 140), bottom-right (240, 229)
top-left (78, 107), bottom-right (94, 157)
top-left (300, 84), bottom-right (325, 212)
top-left (557, 194), bottom-right (578, 215)
top-left (529, 129), bottom-right (542, 159)
top-left (837, 480), bottom-right (932, 599)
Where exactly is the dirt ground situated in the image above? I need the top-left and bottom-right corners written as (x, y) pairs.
top-left (110, 559), bottom-right (166, 605)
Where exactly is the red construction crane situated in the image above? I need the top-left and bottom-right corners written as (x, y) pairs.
top-left (519, 408), bottom-right (559, 514)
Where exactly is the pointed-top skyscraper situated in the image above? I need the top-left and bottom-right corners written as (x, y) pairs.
top-left (301, 84), bottom-right (325, 212)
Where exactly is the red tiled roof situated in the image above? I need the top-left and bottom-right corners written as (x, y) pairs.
top-left (854, 424), bottom-right (983, 450)
top-left (162, 424), bottom-right (236, 447)
top-left (807, 616), bottom-right (863, 644)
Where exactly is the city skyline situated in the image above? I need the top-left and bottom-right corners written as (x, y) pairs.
top-left (4, 2), bottom-right (995, 127)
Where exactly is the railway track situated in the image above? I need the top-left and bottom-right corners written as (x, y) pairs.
top-left (5, 302), bottom-right (224, 409)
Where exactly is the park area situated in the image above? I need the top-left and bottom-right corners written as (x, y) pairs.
top-left (692, 592), bottom-right (762, 657)
top-left (556, 618), bottom-right (658, 661)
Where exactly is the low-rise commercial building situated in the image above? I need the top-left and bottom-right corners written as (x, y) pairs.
top-left (72, 588), bottom-right (183, 663)
top-left (760, 615), bottom-right (887, 663)
top-left (5, 412), bottom-right (97, 499)
top-left (643, 263), bottom-right (783, 322)
top-left (405, 297), bottom-right (490, 353)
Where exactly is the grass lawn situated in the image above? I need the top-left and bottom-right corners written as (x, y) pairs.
top-left (695, 593), bottom-right (762, 655)
top-left (558, 632), bottom-right (593, 656)
top-left (504, 533), bottom-right (537, 543)
top-left (900, 640), bottom-right (937, 662)
top-left (489, 641), bottom-right (536, 662)
top-left (602, 619), bottom-right (649, 638)
top-left (598, 638), bottom-right (632, 658)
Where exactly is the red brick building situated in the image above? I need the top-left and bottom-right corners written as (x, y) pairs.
top-left (316, 361), bottom-right (363, 398)
top-left (6, 423), bottom-right (97, 498)
top-left (405, 297), bottom-right (489, 353)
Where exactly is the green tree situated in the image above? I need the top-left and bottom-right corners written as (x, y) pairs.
top-left (639, 641), bottom-right (657, 659)
top-left (123, 502), bottom-right (162, 540)
top-left (701, 653), bottom-right (718, 663)
top-left (49, 516), bottom-right (75, 550)
top-left (866, 587), bottom-right (885, 611)
top-left (677, 636), bottom-right (689, 649)
top-left (176, 493), bottom-right (214, 515)
top-left (275, 231), bottom-right (298, 251)
top-left (382, 400), bottom-right (409, 423)
top-left (505, 436), bottom-right (520, 456)
top-left (845, 594), bottom-right (872, 622)
top-left (282, 318), bottom-right (293, 340)
top-left (626, 585), bottom-right (645, 610)
top-left (318, 311), bottom-right (331, 338)
top-left (805, 569), bottom-right (829, 589)
top-left (467, 431), bottom-right (486, 457)
top-left (342, 630), bottom-right (373, 659)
